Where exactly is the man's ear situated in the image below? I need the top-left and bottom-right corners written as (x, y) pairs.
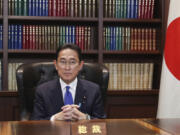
top-left (53, 60), bottom-right (57, 70)
top-left (79, 61), bottom-right (84, 70)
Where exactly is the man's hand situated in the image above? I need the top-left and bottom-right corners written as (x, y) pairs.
top-left (72, 107), bottom-right (86, 120)
top-left (53, 104), bottom-right (86, 120)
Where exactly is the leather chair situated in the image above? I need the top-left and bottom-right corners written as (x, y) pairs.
top-left (16, 62), bottom-right (109, 120)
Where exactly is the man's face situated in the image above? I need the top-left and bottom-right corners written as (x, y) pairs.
top-left (54, 48), bottom-right (84, 84)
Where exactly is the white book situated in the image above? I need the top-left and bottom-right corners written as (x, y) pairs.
top-left (148, 63), bottom-right (154, 89)
top-left (135, 63), bottom-right (141, 90)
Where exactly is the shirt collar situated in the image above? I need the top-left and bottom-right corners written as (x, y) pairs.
top-left (59, 77), bottom-right (78, 90)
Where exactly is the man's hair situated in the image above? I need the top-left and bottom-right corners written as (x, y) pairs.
top-left (56, 44), bottom-right (82, 61)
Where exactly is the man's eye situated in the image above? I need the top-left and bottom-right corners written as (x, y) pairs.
top-left (60, 61), bottom-right (66, 64)
top-left (70, 61), bottom-right (76, 64)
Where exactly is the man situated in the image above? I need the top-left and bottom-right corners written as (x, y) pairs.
top-left (31, 44), bottom-right (105, 120)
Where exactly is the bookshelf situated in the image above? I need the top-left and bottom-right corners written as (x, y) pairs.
top-left (0, 0), bottom-right (166, 120)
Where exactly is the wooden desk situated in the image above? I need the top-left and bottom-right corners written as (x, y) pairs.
top-left (0, 119), bottom-right (174, 135)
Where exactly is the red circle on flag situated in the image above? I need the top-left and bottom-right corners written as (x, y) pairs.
top-left (165, 17), bottom-right (180, 80)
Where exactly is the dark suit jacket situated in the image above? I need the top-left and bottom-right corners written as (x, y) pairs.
top-left (31, 78), bottom-right (105, 120)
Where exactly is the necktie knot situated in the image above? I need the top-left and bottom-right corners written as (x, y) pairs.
top-left (64, 86), bottom-right (73, 105)
top-left (66, 86), bottom-right (70, 92)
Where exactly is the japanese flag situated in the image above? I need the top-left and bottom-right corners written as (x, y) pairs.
top-left (157, 0), bottom-right (180, 118)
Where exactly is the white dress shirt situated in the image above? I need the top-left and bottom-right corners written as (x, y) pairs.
top-left (60, 77), bottom-right (77, 103)
top-left (50, 77), bottom-right (78, 121)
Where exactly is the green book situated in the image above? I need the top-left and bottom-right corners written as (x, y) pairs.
top-left (14, 0), bottom-right (17, 15)
top-left (120, 0), bottom-right (124, 18)
top-left (118, 27), bottom-right (122, 50)
top-left (123, 0), bottom-right (127, 18)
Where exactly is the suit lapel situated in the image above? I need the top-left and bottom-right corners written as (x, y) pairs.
top-left (74, 79), bottom-right (87, 112)
top-left (52, 79), bottom-right (64, 112)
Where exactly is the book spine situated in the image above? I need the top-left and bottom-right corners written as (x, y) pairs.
top-left (18, 25), bottom-right (22, 49)
top-left (150, 0), bottom-right (154, 18)
top-left (148, 63), bottom-right (154, 89)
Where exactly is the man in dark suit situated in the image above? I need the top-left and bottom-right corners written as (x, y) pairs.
top-left (31, 44), bottom-right (105, 120)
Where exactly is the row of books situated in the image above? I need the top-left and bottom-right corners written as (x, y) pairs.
top-left (104, 27), bottom-right (156, 51)
top-left (104, 0), bottom-right (155, 19)
top-left (8, 25), bottom-right (96, 50)
top-left (8, 62), bottom-right (23, 91)
top-left (105, 63), bottom-right (154, 90)
top-left (8, 62), bottom-right (154, 91)
top-left (8, 0), bottom-right (97, 17)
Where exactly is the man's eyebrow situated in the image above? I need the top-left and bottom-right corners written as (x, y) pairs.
top-left (59, 58), bottom-right (66, 60)
top-left (69, 58), bottom-right (76, 60)
top-left (59, 58), bottom-right (77, 61)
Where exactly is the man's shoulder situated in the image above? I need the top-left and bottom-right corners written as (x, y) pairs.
top-left (78, 79), bottom-right (100, 90)
top-left (36, 79), bottom-right (59, 92)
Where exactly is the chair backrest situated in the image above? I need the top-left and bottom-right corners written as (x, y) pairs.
top-left (16, 62), bottom-right (109, 120)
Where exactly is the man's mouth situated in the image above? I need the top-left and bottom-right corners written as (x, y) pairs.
top-left (64, 73), bottom-right (72, 75)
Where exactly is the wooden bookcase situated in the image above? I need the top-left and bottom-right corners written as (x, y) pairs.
top-left (0, 0), bottom-right (167, 120)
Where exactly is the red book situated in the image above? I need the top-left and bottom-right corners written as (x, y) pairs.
top-left (149, 28), bottom-right (152, 51)
top-left (152, 28), bottom-right (156, 50)
top-left (81, 26), bottom-right (85, 50)
top-left (145, 28), bottom-right (149, 51)
top-left (22, 25), bottom-right (25, 49)
top-left (134, 28), bottom-right (138, 51)
top-left (27, 25), bottom-right (30, 49)
top-left (81, 26), bottom-right (86, 50)
top-left (29, 25), bottom-right (32, 49)
top-left (56, 0), bottom-right (59, 16)
top-left (130, 28), bottom-right (134, 51)
top-left (64, 0), bottom-right (67, 16)
top-left (147, 0), bottom-right (151, 19)
top-left (141, 28), bottom-right (145, 51)
top-left (75, 26), bottom-right (79, 47)
top-left (143, 0), bottom-right (148, 18)
top-left (35, 25), bottom-right (39, 50)
top-left (51, 0), bottom-right (54, 16)
top-left (138, 0), bottom-right (143, 19)
top-left (84, 27), bottom-right (88, 50)
top-left (150, 0), bottom-right (154, 18)
top-left (32, 25), bottom-right (36, 49)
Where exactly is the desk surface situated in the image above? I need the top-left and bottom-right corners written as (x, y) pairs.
top-left (0, 119), bottom-right (177, 135)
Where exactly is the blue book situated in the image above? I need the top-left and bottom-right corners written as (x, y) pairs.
top-left (130, 0), bottom-right (134, 18)
top-left (35, 0), bottom-right (39, 16)
top-left (28, 0), bottom-right (31, 16)
top-left (127, 0), bottom-right (131, 18)
top-left (67, 26), bottom-right (70, 43)
top-left (11, 25), bottom-right (14, 49)
top-left (45, 0), bottom-right (48, 16)
top-left (71, 26), bottom-right (75, 43)
top-left (38, 0), bottom-right (41, 16)
top-left (16, 25), bottom-right (19, 49)
top-left (19, 25), bottom-right (22, 49)
top-left (8, 26), bottom-right (11, 49)
top-left (9, 25), bottom-right (12, 49)
top-left (121, 27), bottom-right (124, 50)
top-left (41, 0), bottom-right (45, 16)
top-left (113, 27), bottom-right (116, 50)
top-left (14, 25), bottom-right (18, 49)
top-left (110, 27), bottom-right (113, 50)
top-left (32, 0), bottom-right (36, 16)
top-left (134, 0), bottom-right (138, 18)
